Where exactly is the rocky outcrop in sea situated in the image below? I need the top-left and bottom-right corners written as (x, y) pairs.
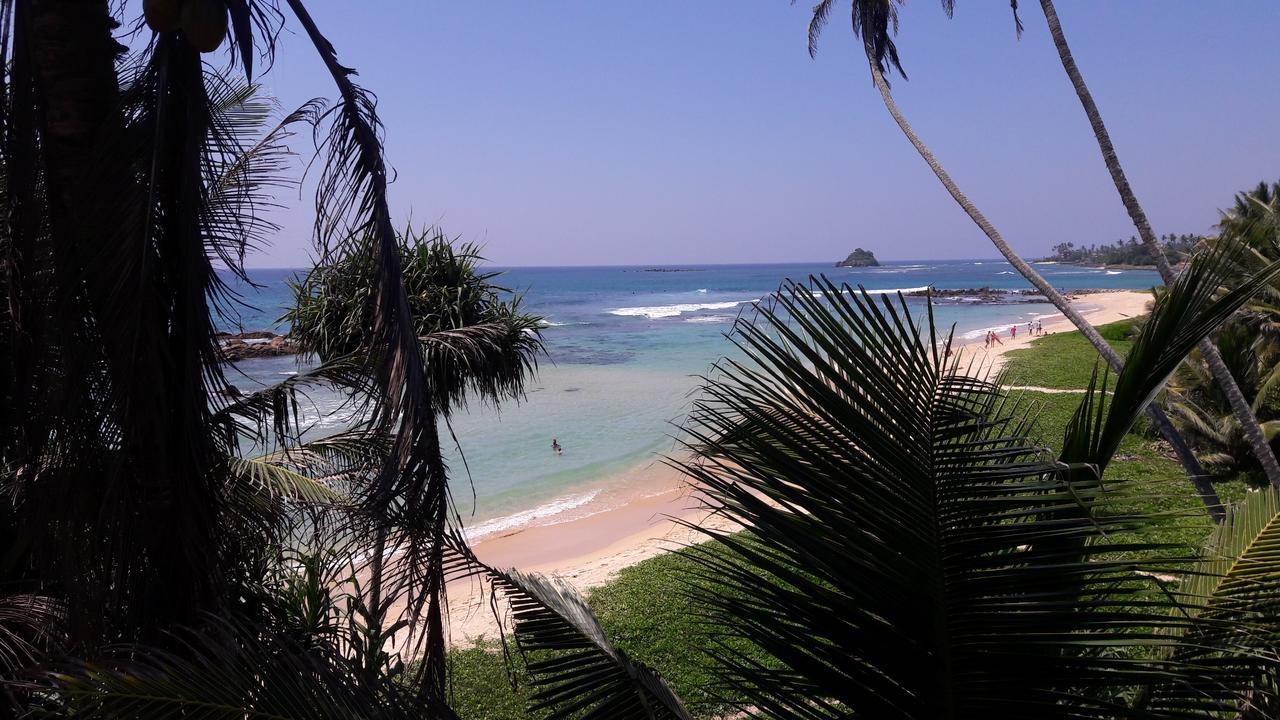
top-left (217, 331), bottom-right (300, 362)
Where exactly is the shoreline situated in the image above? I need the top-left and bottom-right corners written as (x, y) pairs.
top-left (445, 289), bottom-right (1154, 645)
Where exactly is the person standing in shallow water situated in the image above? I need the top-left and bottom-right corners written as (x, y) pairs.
top-left (551, 438), bottom-right (563, 455)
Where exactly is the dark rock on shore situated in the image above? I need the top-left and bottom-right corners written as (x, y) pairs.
top-left (904, 287), bottom-right (1050, 304)
top-left (217, 331), bottom-right (300, 362)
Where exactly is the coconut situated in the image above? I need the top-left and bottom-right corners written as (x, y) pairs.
top-left (143, 0), bottom-right (184, 33)
top-left (181, 0), bottom-right (228, 53)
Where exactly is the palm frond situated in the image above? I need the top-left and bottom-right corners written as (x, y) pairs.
top-left (229, 428), bottom-right (389, 503)
top-left (800, 0), bottom-right (908, 79)
top-left (0, 594), bottom-right (63, 677)
top-left (495, 569), bottom-right (692, 720)
top-left (37, 619), bottom-right (443, 720)
top-left (228, 456), bottom-right (345, 505)
top-left (214, 351), bottom-right (372, 449)
top-left (1142, 488), bottom-right (1280, 714)
top-left (673, 277), bottom-right (1258, 718)
top-left (442, 536), bottom-right (690, 720)
top-left (203, 87), bottom-right (321, 294)
top-left (282, 0), bottom-right (455, 699)
top-left (223, 0), bottom-right (286, 81)
top-left (419, 320), bottom-right (543, 416)
top-left (1061, 241), bottom-right (1280, 472)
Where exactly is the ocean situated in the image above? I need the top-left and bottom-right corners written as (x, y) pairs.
top-left (219, 260), bottom-right (1161, 537)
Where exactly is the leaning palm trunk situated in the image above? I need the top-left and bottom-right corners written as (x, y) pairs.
top-left (867, 57), bottom-right (1224, 520)
top-left (1038, 0), bottom-right (1280, 490)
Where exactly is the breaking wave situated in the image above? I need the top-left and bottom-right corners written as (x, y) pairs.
top-left (465, 490), bottom-right (602, 541)
top-left (609, 299), bottom-right (756, 320)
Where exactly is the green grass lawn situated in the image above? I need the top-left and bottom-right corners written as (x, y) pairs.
top-left (1001, 317), bottom-right (1143, 388)
top-left (447, 544), bottom-right (763, 720)
top-left (446, 315), bottom-right (1246, 719)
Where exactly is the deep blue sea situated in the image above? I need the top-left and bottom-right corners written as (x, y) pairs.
top-left (219, 260), bottom-right (1160, 536)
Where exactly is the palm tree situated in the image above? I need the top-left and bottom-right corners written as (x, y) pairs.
top-left (1034, 0), bottom-right (1280, 489)
top-left (800, 0), bottom-right (1224, 519)
top-left (1168, 321), bottom-right (1280, 475)
top-left (668, 245), bottom-right (1280, 718)
top-left (33, 224), bottom-right (1280, 720)
top-left (0, 0), bottom-right (538, 710)
top-left (280, 226), bottom-right (544, 690)
top-left (1167, 181), bottom-right (1280, 476)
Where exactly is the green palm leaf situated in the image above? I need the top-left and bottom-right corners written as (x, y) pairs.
top-left (1061, 241), bottom-right (1280, 472)
top-left (1139, 488), bottom-right (1280, 714)
top-left (229, 456), bottom-right (343, 504)
top-left (440, 536), bottom-right (690, 720)
top-left (673, 273), bottom-right (1277, 718)
top-left (38, 619), bottom-right (446, 720)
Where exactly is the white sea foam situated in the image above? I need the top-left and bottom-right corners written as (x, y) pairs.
top-left (1105, 270), bottom-right (1123, 275)
top-left (465, 490), bottom-right (602, 541)
top-left (609, 299), bottom-right (756, 319)
top-left (961, 311), bottom-right (1066, 340)
top-left (696, 288), bottom-right (708, 293)
top-left (863, 285), bottom-right (930, 295)
top-left (963, 324), bottom-right (1016, 340)
top-left (685, 315), bottom-right (734, 324)
top-left (807, 285), bottom-right (929, 298)
top-left (997, 271), bottom-right (1015, 275)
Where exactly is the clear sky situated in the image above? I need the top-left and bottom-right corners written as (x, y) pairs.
top-left (247, 1), bottom-right (1280, 268)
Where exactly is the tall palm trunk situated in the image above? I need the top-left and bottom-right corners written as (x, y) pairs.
top-left (867, 57), bottom-right (1224, 521)
top-left (1038, 0), bottom-right (1280, 490)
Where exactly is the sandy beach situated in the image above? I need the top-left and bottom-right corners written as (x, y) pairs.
top-left (956, 289), bottom-right (1152, 372)
top-left (445, 289), bottom-right (1154, 645)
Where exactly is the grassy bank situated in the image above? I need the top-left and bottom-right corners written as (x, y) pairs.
top-left (1001, 317), bottom-right (1142, 388)
top-left (448, 317), bottom-right (1246, 719)
top-left (448, 544), bottom-right (764, 720)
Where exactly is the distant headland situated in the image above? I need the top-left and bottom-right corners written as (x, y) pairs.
top-left (835, 248), bottom-right (880, 267)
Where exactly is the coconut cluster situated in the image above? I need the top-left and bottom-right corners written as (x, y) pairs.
top-left (143, 0), bottom-right (229, 53)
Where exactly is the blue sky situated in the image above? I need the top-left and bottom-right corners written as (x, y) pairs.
top-left (247, 1), bottom-right (1280, 267)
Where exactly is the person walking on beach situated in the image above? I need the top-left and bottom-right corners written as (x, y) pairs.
top-left (988, 330), bottom-right (1002, 346)
top-left (1010, 325), bottom-right (1017, 339)
top-left (1036, 319), bottom-right (1043, 335)
top-left (551, 438), bottom-right (562, 455)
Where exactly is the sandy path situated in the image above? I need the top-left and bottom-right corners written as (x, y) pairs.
top-left (444, 290), bottom-right (1153, 646)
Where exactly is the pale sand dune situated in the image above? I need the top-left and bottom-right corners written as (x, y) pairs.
top-left (445, 290), bottom-right (1153, 645)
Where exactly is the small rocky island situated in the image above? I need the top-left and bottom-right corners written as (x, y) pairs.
top-left (835, 248), bottom-right (880, 267)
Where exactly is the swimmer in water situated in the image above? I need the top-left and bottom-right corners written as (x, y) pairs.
top-left (551, 438), bottom-right (563, 455)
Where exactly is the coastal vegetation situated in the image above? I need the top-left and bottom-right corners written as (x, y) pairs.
top-left (1034, 0), bottom-right (1280, 489)
top-left (801, 0), bottom-right (1232, 512)
top-left (439, 249), bottom-right (1280, 719)
top-left (1045, 234), bottom-right (1204, 267)
top-left (1167, 181), bottom-right (1280, 481)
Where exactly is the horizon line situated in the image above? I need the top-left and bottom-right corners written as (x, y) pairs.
top-left (236, 257), bottom-right (1024, 271)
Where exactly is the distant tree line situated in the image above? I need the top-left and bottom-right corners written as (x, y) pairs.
top-left (1047, 234), bottom-right (1204, 266)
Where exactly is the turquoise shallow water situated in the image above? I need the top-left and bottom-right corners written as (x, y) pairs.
top-left (220, 260), bottom-right (1161, 534)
